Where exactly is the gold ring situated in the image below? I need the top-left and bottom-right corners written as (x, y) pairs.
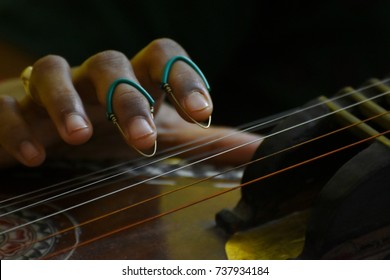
top-left (20, 66), bottom-right (41, 105)
top-left (20, 66), bottom-right (33, 95)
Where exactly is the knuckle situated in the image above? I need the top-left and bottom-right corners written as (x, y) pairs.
top-left (145, 38), bottom-right (182, 56)
top-left (86, 50), bottom-right (130, 72)
top-left (114, 89), bottom-right (150, 116)
top-left (50, 87), bottom-right (77, 104)
top-left (33, 55), bottom-right (68, 75)
top-left (45, 87), bottom-right (80, 115)
top-left (117, 89), bottom-right (147, 107)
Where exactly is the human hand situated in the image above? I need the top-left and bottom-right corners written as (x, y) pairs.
top-left (0, 38), bottom-right (261, 168)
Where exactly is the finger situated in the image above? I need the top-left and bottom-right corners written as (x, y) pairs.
top-left (0, 95), bottom-right (46, 166)
top-left (76, 50), bottom-right (157, 151)
top-left (193, 127), bottom-right (261, 166)
top-left (156, 103), bottom-right (260, 166)
top-left (131, 38), bottom-right (213, 124)
top-left (29, 55), bottom-right (93, 145)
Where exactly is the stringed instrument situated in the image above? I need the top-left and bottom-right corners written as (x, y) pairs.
top-left (0, 77), bottom-right (389, 260)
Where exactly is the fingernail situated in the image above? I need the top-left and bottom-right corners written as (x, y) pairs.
top-left (20, 141), bottom-right (40, 162)
top-left (184, 92), bottom-right (209, 112)
top-left (66, 114), bottom-right (88, 135)
top-left (128, 117), bottom-right (154, 140)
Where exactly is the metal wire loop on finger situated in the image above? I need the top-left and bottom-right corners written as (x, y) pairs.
top-left (161, 56), bottom-right (212, 129)
top-left (106, 78), bottom-right (157, 157)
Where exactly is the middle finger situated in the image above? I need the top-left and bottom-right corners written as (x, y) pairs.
top-left (76, 50), bottom-right (157, 152)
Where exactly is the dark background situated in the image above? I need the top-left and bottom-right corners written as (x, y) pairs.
top-left (1, 0), bottom-right (390, 126)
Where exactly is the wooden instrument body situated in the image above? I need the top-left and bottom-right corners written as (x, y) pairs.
top-left (1, 79), bottom-right (389, 260)
top-left (0, 161), bottom-right (242, 259)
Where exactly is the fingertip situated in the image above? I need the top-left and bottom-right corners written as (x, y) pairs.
top-left (64, 113), bottom-right (93, 145)
top-left (184, 91), bottom-right (211, 112)
top-left (127, 117), bottom-right (157, 150)
top-left (19, 141), bottom-right (46, 167)
top-left (183, 91), bottom-right (212, 120)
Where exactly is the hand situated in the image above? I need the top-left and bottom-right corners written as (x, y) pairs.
top-left (0, 38), bottom-right (261, 168)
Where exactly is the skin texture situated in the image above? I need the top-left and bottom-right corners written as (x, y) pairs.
top-left (0, 38), bottom-right (261, 168)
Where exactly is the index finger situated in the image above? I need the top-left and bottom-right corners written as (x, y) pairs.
top-left (74, 50), bottom-right (157, 154)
